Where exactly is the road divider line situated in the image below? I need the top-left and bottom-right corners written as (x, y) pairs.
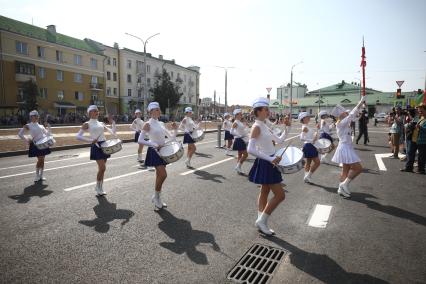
top-left (180, 157), bottom-right (235, 176)
top-left (307, 204), bottom-right (332, 228)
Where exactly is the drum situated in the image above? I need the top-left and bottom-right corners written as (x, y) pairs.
top-left (191, 129), bottom-right (205, 142)
top-left (35, 136), bottom-right (56, 150)
top-left (158, 141), bottom-right (184, 164)
top-left (100, 138), bottom-right (122, 155)
top-left (314, 138), bottom-right (332, 154)
top-left (275, 146), bottom-right (304, 174)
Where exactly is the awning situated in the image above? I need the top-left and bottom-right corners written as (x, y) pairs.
top-left (54, 102), bottom-right (76, 109)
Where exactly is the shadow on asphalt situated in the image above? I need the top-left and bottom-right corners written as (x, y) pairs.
top-left (192, 170), bottom-right (226, 183)
top-left (78, 196), bottom-right (135, 233)
top-left (156, 209), bottom-right (220, 265)
top-left (8, 183), bottom-right (52, 203)
top-left (266, 236), bottom-right (389, 284)
top-left (194, 152), bottom-right (213, 159)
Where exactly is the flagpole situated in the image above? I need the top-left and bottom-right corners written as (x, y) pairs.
top-left (361, 37), bottom-right (367, 97)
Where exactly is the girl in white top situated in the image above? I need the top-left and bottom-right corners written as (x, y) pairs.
top-left (331, 97), bottom-right (365, 198)
top-left (222, 113), bottom-right (234, 155)
top-left (299, 112), bottom-right (321, 183)
top-left (179, 107), bottom-right (199, 168)
top-left (247, 97), bottom-right (291, 236)
top-left (318, 110), bottom-right (336, 162)
top-left (230, 109), bottom-right (249, 174)
top-left (138, 102), bottom-right (178, 210)
top-left (76, 105), bottom-right (117, 196)
top-left (130, 109), bottom-right (145, 162)
top-left (18, 110), bottom-right (52, 182)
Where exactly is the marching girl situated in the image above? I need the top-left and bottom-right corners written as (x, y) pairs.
top-left (137, 102), bottom-right (177, 209)
top-left (318, 110), bottom-right (336, 162)
top-left (299, 112), bottom-right (321, 183)
top-left (76, 105), bottom-right (116, 196)
top-left (230, 109), bottom-right (249, 174)
top-left (222, 113), bottom-right (234, 155)
top-left (179, 107), bottom-right (199, 168)
top-left (130, 109), bottom-right (145, 162)
top-left (331, 97), bottom-right (365, 198)
top-left (18, 110), bottom-right (52, 182)
top-left (247, 98), bottom-right (290, 236)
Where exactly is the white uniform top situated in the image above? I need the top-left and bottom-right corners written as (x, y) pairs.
top-left (300, 124), bottom-right (316, 143)
top-left (130, 117), bottom-right (144, 132)
top-left (252, 120), bottom-right (276, 156)
top-left (319, 119), bottom-right (331, 135)
top-left (179, 116), bottom-right (198, 133)
top-left (230, 120), bottom-right (249, 138)
top-left (139, 118), bottom-right (176, 147)
top-left (76, 119), bottom-right (116, 143)
top-left (336, 112), bottom-right (357, 144)
top-left (18, 122), bottom-right (50, 143)
top-left (222, 119), bottom-right (232, 131)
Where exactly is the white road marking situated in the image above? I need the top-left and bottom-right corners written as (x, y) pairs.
top-left (307, 204), bottom-right (332, 228)
top-left (180, 157), bottom-right (235, 175)
top-left (374, 152), bottom-right (404, 171)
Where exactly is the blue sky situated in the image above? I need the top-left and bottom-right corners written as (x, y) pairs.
top-left (1, 0), bottom-right (425, 105)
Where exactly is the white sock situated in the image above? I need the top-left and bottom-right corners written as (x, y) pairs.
top-left (35, 167), bottom-right (40, 176)
top-left (155, 191), bottom-right (160, 198)
top-left (307, 171), bottom-right (313, 178)
top-left (237, 162), bottom-right (242, 169)
top-left (259, 212), bottom-right (270, 224)
top-left (96, 180), bottom-right (102, 189)
top-left (342, 177), bottom-right (352, 186)
top-left (39, 168), bottom-right (44, 178)
top-left (257, 211), bottom-right (262, 220)
top-left (304, 171), bottom-right (309, 177)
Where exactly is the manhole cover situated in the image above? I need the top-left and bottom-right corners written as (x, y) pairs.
top-left (227, 243), bottom-right (287, 284)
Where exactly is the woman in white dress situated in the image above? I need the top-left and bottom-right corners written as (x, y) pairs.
top-left (230, 109), bottom-right (249, 174)
top-left (222, 113), bottom-right (234, 155)
top-left (299, 112), bottom-right (321, 183)
top-left (179, 107), bottom-right (199, 168)
top-left (130, 109), bottom-right (145, 162)
top-left (331, 97), bottom-right (365, 197)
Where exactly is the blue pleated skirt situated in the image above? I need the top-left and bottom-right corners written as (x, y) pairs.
top-left (224, 130), bottom-right (234, 141)
top-left (320, 132), bottom-right (333, 142)
top-left (249, 157), bottom-right (283, 185)
top-left (90, 141), bottom-right (111, 160)
top-left (232, 137), bottom-right (247, 151)
top-left (302, 143), bottom-right (319, 158)
top-left (28, 142), bottom-right (51, 157)
top-left (183, 133), bottom-right (195, 144)
top-left (134, 131), bottom-right (140, 142)
top-left (145, 147), bottom-right (167, 167)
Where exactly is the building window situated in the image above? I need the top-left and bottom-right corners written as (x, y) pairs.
top-left (91, 93), bottom-right (98, 102)
top-left (113, 58), bottom-right (117, 66)
top-left (56, 50), bottom-right (63, 62)
top-left (90, 58), bottom-right (98, 69)
top-left (171, 72), bottom-right (174, 79)
top-left (113, 73), bottom-right (117, 81)
top-left (184, 74), bottom-right (186, 82)
top-left (38, 67), bottom-right (46, 79)
top-left (183, 96), bottom-right (186, 103)
top-left (56, 70), bottom-right (64, 81)
top-left (17, 88), bottom-right (24, 102)
top-left (74, 73), bottom-right (82, 83)
top-left (16, 41), bottom-right (28, 54)
top-left (127, 59), bottom-right (132, 69)
top-left (37, 46), bottom-right (45, 58)
top-left (57, 90), bottom-right (64, 100)
top-left (107, 57), bottom-right (111, 65)
top-left (16, 62), bottom-right (35, 75)
top-left (189, 96), bottom-right (192, 103)
top-left (113, 88), bottom-right (117, 96)
top-left (177, 73), bottom-right (181, 80)
top-left (107, 87), bottom-right (111, 96)
top-left (128, 89), bottom-right (132, 97)
top-left (107, 71), bottom-right (111, 80)
top-left (147, 78), bottom-right (151, 87)
top-left (39, 88), bottom-right (48, 99)
top-left (147, 65), bottom-right (151, 74)
top-left (138, 89), bottom-right (142, 98)
top-left (74, 91), bottom-right (84, 101)
top-left (74, 54), bottom-right (82, 65)
top-left (127, 74), bottom-right (132, 83)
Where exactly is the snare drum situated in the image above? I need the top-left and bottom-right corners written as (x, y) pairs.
top-left (100, 138), bottom-right (122, 155)
top-left (314, 138), bottom-right (332, 154)
top-left (158, 141), bottom-right (184, 164)
top-left (35, 136), bottom-right (56, 150)
top-left (275, 146), bottom-right (304, 174)
top-left (191, 129), bottom-right (205, 142)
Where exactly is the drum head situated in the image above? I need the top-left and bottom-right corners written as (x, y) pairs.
top-left (159, 142), bottom-right (181, 156)
top-left (102, 139), bottom-right (121, 147)
top-left (36, 136), bottom-right (49, 144)
top-left (277, 147), bottom-right (303, 167)
top-left (192, 129), bottom-right (203, 138)
top-left (314, 138), bottom-right (331, 148)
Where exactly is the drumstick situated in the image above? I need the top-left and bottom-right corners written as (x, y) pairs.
top-left (272, 141), bottom-right (292, 168)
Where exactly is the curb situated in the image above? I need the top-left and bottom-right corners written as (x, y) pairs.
top-left (0, 129), bottom-right (220, 158)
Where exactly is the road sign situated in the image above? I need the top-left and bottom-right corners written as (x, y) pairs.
top-left (396, 81), bottom-right (404, 87)
top-left (266, 87), bottom-right (272, 93)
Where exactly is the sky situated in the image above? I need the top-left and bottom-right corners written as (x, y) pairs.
top-left (1, 0), bottom-right (425, 106)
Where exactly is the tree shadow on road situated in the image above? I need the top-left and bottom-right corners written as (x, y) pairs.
top-left (8, 184), bottom-right (52, 203)
top-left (194, 152), bottom-right (213, 159)
top-left (267, 236), bottom-right (389, 284)
top-left (156, 209), bottom-right (220, 265)
top-left (193, 170), bottom-right (226, 183)
top-left (79, 196), bottom-right (134, 233)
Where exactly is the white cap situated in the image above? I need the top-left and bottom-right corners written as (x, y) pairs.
top-left (252, 97), bottom-right (270, 108)
top-left (87, 105), bottom-right (98, 114)
top-left (298, 112), bottom-right (309, 121)
top-left (184, 107), bottom-right (193, 113)
top-left (223, 112), bottom-right (230, 117)
top-left (330, 105), bottom-right (346, 117)
top-left (29, 110), bottom-right (39, 117)
top-left (135, 109), bottom-right (142, 114)
top-left (233, 109), bottom-right (242, 115)
top-left (319, 110), bottom-right (328, 118)
top-left (147, 102), bottom-right (160, 112)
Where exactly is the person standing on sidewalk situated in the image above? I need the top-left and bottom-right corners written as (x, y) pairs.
top-left (412, 104), bottom-right (426, 174)
top-left (356, 109), bottom-right (369, 145)
top-left (401, 108), bottom-right (418, 172)
top-left (389, 109), bottom-right (403, 158)
top-left (130, 109), bottom-right (145, 163)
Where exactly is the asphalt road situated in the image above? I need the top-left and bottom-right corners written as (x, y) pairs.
top-left (0, 127), bottom-right (425, 284)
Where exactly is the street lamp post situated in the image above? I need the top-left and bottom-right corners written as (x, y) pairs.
top-left (289, 61), bottom-right (303, 118)
top-left (125, 32), bottom-right (160, 120)
top-left (215, 66), bottom-right (234, 113)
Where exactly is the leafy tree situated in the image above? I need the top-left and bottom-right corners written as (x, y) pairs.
top-left (128, 99), bottom-right (137, 114)
top-left (151, 69), bottom-right (183, 113)
top-left (21, 79), bottom-right (38, 114)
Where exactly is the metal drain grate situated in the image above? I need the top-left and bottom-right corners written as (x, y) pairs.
top-left (227, 243), bottom-right (287, 284)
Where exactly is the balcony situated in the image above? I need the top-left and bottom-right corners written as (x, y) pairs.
top-left (89, 83), bottom-right (103, 91)
top-left (15, 73), bottom-right (36, 82)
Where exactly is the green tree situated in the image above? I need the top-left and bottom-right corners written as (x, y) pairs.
top-left (151, 69), bottom-right (183, 113)
top-left (21, 79), bottom-right (38, 114)
top-left (128, 99), bottom-right (137, 114)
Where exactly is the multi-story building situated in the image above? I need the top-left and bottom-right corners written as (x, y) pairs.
top-left (0, 15), bottom-right (105, 118)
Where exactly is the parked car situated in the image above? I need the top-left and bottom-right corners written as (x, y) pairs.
top-left (375, 113), bottom-right (388, 122)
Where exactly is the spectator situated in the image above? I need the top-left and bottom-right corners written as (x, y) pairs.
top-left (413, 104), bottom-right (426, 174)
top-left (389, 110), bottom-right (402, 158)
top-left (401, 108), bottom-right (418, 172)
top-left (356, 109), bottom-right (369, 145)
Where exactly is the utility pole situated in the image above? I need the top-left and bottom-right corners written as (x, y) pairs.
top-left (215, 66), bottom-right (234, 114)
top-left (289, 61), bottom-right (303, 118)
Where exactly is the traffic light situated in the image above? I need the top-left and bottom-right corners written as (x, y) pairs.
top-left (396, 88), bottom-right (404, 99)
